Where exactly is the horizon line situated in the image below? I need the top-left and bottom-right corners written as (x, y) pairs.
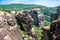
top-left (0, 3), bottom-right (59, 7)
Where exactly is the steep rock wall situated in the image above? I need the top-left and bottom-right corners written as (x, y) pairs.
top-left (0, 13), bottom-right (23, 40)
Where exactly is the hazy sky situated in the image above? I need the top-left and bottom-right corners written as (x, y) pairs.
top-left (0, 0), bottom-right (60, 7)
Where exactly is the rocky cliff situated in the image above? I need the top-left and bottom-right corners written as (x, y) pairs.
top-left (0, 12), bottom-right (23, 40)
top-left (0, 8), bottom-right (43, 40)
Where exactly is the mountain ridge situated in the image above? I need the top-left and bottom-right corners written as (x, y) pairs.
top-left (0, 4), bottom-right (57, 26)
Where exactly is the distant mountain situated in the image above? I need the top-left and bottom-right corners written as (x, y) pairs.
top-left (48, 7), bottom-right (57, 13)
top-left (0, 4), bottom-right (47, 10)
top-left (0, 4), bottom-right (57, 26)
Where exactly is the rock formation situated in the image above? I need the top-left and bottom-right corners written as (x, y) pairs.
top-left (0, 8), bottom-right (44, 40)
top-left (0, 12), bottom-right (23, 40)
top-left (51, 6), bottom-right (60, 22)
top-left (42, 6), bottom-right (60, 40)
top-left (16, 8), bottom-right (44, 40)
top-left (50, 18), bottom-right (60, 40)
top-left (16, 8), bottom-right (44, 30)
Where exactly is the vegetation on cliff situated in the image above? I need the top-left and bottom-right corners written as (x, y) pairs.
top-left (0, 4), bottom-right (57, 40)
top-left (0, 4), bottom-right (56, 26)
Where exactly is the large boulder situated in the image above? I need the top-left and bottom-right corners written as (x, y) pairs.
top-left (0, 12), bottom-right (23, 40)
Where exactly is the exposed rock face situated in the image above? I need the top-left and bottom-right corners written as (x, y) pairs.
top-left (50, 18), bottom-right (60, 40)
top-left (31, 8), bottom-right (44, 28)
top-left (16, 8), bottom-right (44, 40)
top-left (51, 6), bottom-right (60, 22)
top-left (42, 19), bottom-right (60, 40)
top-left (0, 12), bottom-right (23, 40)
top-left (42, 6), bottom-right (60, 40)
top-left (16, 8), bottom-right (44, 30)
top-left (49, 6), bottom-right (60, 40)
top-left (0, 27), bottom-right (23, 40)
top-left (0, 8), bottom-right (44, 40)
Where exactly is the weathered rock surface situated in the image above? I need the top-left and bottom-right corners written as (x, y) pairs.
top-left (0, 12), bottom-right (23, 40)
top-left (0, 8), bottom-right (44, 40)
top-left (16, 8), bottom-right (44, 40)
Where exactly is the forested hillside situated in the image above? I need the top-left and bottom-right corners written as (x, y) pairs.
top-left (0, 4), bottom-right (57, 26)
